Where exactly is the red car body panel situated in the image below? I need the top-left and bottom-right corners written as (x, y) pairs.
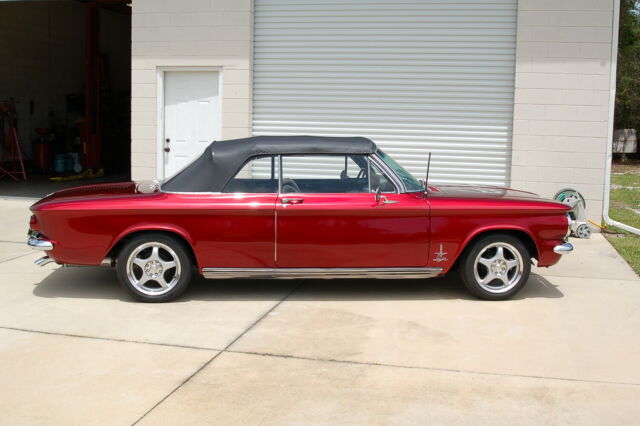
top-left (275, 192), bottom-right (429, 267)
top-left (30, 182), bottom-right (570, 274)
top-left (425, 185), bottom-right (569, 270)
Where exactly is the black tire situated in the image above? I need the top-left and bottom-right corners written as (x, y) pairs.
top-left (459, 233), bottom-right (531, 301)
top-left (115, 233), bottom-right (193, 302)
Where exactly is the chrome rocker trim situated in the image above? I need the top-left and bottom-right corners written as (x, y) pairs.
top-left (35, 256), bottom-right (56, 266)
top-left (553, 242), bottom-right (574, 254)
top-left (28, 237), bottom-right (53, 251)
top-left (202, 267), bottom-right (443, 280)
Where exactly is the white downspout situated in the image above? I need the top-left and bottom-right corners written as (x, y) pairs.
top-left (603, 0), bottom-right (640, 235)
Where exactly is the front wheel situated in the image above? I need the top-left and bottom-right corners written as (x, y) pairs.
top-left (116, 233), bottom-right (192, 302)
top-left (459, 234), bottom-right (531, 300)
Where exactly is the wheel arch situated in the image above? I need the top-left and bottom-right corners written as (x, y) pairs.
top-left (105, 227), bottom-right (199, 270)
top-left (451, 227), bottom-right (539, 270)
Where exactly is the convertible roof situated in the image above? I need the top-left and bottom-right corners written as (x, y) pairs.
top-left (161, 135), bottom-right (378, 193)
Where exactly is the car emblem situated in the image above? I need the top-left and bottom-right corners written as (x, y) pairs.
top-left (433, 244), bottom-right (448, 263)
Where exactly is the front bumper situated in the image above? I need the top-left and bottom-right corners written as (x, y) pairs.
top-left (553, 242), bottom-right (574, 254)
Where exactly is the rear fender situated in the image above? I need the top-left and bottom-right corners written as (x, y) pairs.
top-left (105, 224), bottom-right (199, 265)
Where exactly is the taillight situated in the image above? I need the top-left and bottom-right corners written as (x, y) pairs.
top-left (29, 215), bottom-right (39, 230)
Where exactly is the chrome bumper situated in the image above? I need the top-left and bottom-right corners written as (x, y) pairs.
top-left (553, 242), bottom-right (574, 254)
top-left (28, 237), bottom-right (53, 251)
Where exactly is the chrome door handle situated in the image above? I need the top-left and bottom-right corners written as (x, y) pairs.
top-left (281, 198), bottom-right (304, 205)
top-left (381, 196), bottom-right (398, 204)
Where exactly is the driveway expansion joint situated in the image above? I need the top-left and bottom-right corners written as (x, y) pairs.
top-left (541, 273), bottom-right (639, 282)
top-left (0, 252), bottom-right (35, 264)
top-left (225, 349), bottom-right (640, 389)
top-left (0, 326), bottom-right (220, 352)
top-left (6, 324), bottom-right (639, 390)
top-left (131, 279), bottom-right (306, 426)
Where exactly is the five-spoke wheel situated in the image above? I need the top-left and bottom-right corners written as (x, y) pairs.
top-left (460, 234), bottom-right (530, 300)
top-left (116, 233), bottom-right (192, 302)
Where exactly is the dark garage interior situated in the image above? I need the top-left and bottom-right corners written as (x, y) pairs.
top-left (0, 0), bottom-right (131, 197)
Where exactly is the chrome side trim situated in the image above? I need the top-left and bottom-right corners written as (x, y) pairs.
top-left (35, 256), bottom-right (56, 266)
top-left (553, 242), bottom-right (574, 254)
top-left (202, 267), bottom-right (443, 280)
top-left (28, 237), bottom-right (53, 251)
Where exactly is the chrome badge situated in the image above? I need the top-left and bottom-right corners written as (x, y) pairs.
top-left (433, 244), bottom-right (448, 263)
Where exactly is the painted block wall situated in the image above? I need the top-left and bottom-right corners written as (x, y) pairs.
top-left (131, 0), bottom-right (615, 228)
top-left (131, 0), bottom-right (253, 180)
top-left (511, 0), bottom-right (615, 223)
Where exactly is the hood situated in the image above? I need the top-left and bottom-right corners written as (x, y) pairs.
top-left (428, 184), bottom-right (544, 202)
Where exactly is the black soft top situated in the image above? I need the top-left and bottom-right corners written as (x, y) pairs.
top-left (161, 135), bottom-right (378, 193)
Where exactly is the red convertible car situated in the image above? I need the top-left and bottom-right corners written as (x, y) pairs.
top-left (28, 136), bottom-right (573, 302)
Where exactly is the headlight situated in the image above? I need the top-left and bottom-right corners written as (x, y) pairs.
top-left (565, 213), bottom-right (572, 237)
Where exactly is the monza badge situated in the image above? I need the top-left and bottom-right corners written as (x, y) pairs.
top-left (433, 243), bottom-right (448, 263)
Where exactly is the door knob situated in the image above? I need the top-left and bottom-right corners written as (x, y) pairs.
top-left (164, 147), bottom-right (170, 152)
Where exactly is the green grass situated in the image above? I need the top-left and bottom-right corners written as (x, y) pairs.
top-left (606, 164), bottom-right (640, 276)
top-left (611, 173), bottom-right (640, 187)
top-left (609, 200), bottom-right (640, 228)
top-left (610, 187), bottom-right (640, 208)
top-left (604, 230), bottom-right (640, 276)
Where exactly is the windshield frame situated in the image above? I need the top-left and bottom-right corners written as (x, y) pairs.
top-left (375, 149), bottom-right (424, 193)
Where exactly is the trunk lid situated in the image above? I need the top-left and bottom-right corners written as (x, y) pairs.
top-left (31, 182), bottom-right (138, 209)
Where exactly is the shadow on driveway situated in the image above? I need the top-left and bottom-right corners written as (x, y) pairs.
top-left (31, 266), bottom-right (564, 302)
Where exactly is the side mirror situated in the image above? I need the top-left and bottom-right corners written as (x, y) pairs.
top-left (375, 186), bottom-right (381, 203)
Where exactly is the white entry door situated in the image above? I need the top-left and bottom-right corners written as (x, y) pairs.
top-left (163, 71), bottom-right (221, 178)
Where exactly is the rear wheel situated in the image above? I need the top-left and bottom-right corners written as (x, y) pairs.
top-left (116, 233), bottom-right (192, 302)
top-left (459, 234), bottom-right (531, 300)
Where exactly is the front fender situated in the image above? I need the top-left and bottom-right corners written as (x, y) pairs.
top-left (427, 216), bottom-right (553, 272)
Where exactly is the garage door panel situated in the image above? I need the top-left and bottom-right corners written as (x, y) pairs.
top-left (253, 0), bottom-right (517, 186)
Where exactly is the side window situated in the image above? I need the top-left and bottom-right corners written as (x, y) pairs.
top-left (223, 156), bottom-right (279, 193)
top-left (281, 155), bottom-right (377, 194)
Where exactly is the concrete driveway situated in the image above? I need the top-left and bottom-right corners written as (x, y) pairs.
top-left (1, 197), bottom-right (639, 425)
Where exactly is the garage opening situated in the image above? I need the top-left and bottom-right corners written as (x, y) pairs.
top-left (0, 0), bottom-right (131, 198)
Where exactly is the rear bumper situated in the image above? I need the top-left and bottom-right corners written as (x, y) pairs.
top-left (553, 242), bottom-right (573, 254)
top-left (27, 236), bottom-right (53, 251)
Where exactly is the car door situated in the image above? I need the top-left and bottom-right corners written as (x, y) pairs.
top-left (275, 154), bottom-right (430, 268)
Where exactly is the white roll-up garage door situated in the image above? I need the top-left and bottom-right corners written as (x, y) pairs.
top-left (253, 0), bottom-right (517, 186)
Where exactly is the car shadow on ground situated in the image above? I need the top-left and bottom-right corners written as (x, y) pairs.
top-left (31, 266), bottom-right (564, 302)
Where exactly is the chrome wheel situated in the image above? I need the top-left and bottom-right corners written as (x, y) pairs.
top-left (126, 242), bottom-right (181, 296)
top-left (473, 242), bottom-right (524, 294)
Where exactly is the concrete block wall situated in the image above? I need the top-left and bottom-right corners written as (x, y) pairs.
top-left (511, 0), bottom-right (615, 223)
top-left (131, 0), bottom-right (253, 180)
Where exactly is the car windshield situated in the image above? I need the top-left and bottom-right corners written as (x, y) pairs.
top-left (377, 150), bottom-right (424, 192)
